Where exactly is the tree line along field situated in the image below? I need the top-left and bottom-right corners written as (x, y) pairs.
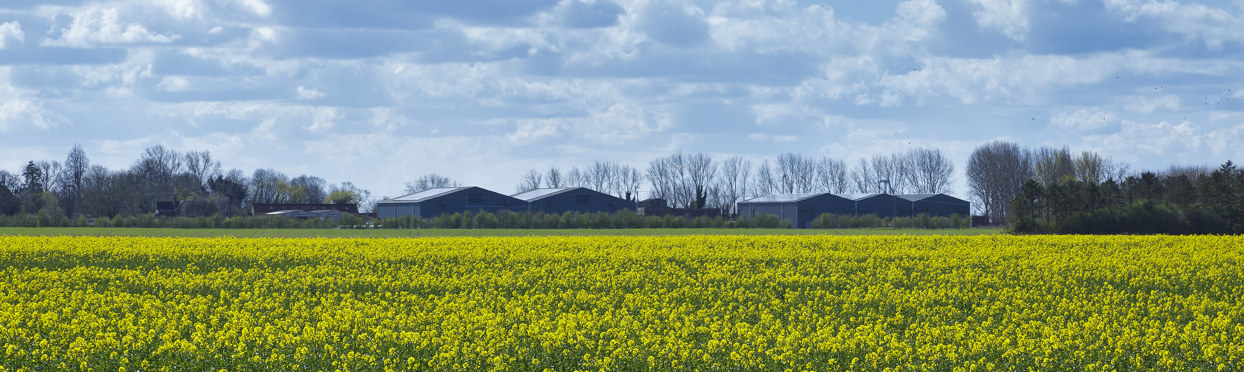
top-left (1, 235), bottom-right (1240, 371)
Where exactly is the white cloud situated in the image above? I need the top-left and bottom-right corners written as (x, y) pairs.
top-left (0, 21), bottom-right (23, 49)
top-left (969, 0), bottom-right (1029, 41)
top-left (748, 133), bottom-right (799, 142)
top-left (2, 0), bottom-right (1243, 197)
top-left (507, 118), bottom-right (563, 143)
top-left (43, 8), bottom-right (181, 47)
top-left (581, 103), bottom-right (671, 144)
top-left (1053, 108), bottom-right (1122, 134)
top-left (296, 86), bottom-right (324, 100)
top-left (158, 76), bottom-right (190, 91)
top-left (639, 1), bottom-right (710, 47)
top-left (303, 107), bottom-right (340, 133)
top-left (1119, 94), bottom-right (1180, 114)
top-left (155, 0), bottom-right (204, 20)
top-left (880, 53), bottom-right (1122, 105)
top-left (1105, 0), bottom-right (1244, 50)
top-left (1092, 119), bottom-right (1206, 165)
top-left (252, 117), bottom-right (278, 140)
top-left (891, 0), bottom-right (946, 42)
top-left (707, 3), bottom-right (848, 54)
top-left (233, 0), bottom-right (272, 18)
top-left (0, 100), bottom-right (62, 131)
top-left (247, 26), bottom-right (277, 50)
top-left (750, 102), bottom-right (822, 126)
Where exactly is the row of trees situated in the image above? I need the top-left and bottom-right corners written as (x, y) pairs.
top-left (964, 139), bottom-right (1243, 233)
top-left (0, 145), bottom-right (371, 220)
top-left (508, 148), bottom-right (956, 215)
top-left (965, 142), bottom-right (1130, 224)
top-left (1009, 162), bottom-right (1244, 234)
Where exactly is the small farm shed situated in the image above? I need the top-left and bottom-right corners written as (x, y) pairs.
top-left (375, 187), bottom-right (522, 219)
top-left (251, 203), bottom-right (359, 216)
top-left (265, 209), bottom-right (348, 221)
top-left (896, 194), bottom-right (971, 218)
top-left (738, 193), bottom-right (855, 228)
top-left (511, 187), bottom-right (636, 215)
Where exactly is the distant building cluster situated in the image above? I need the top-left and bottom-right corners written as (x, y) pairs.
top-left (370, 185), bottom-right (968, 230)
top-left (375, 187), bottom-right (636, 219)
top-left (738, 193), bottom-right (969, 229)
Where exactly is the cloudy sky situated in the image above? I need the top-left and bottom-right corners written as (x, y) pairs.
top-left (1, 0), bottom-right (1242, 199)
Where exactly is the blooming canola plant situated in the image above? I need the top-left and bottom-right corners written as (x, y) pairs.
top-left (0, 235), bottom-right (1240, 371)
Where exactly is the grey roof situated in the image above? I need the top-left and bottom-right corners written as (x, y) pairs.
top-left (379, 187), bottom-right (469, 203)
top-left (837, 193), bottom-right (883, 201)
top-left (266, 210), bottom-right (345, 217)
top-left (742, 193), bottom-right (829, 203)
top-left (897, 194), bottom-right (939, 202)
top-left (511, 187), bottom-right (578, 201)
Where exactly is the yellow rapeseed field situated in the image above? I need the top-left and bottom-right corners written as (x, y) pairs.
top-left (0, 235), bottom-right (1240, 371)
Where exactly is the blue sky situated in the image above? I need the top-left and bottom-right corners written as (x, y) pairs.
top-left (1, 0), bottom-right (1242, 199)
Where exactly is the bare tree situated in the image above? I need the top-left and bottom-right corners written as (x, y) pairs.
top-left (565, 167), bottom-right (588, 188)
top-left (404, 173), bottom-right (462, 194)
top-left (0, 170), bottom-right (19, 192)
top-left (646, 156), bottom-right (679, 204)
top-left (618, 165), bottom-right (643, 202)
top-left (60, 144), bottom-right (89, 217)
top-left (814, 156), bottom-right (850, 194)
top-left (81, 165), bottom-right (126, 217)
top-left (1073, 151), bottom-right (1105, 184)
top-left (130, 145), bottom-right (184, 206)
top-left (684, 153), bottom-right (716, 208)
top-left (718, 156), bottom-right (751, 214)
top-left (776, 153), bottom-right (816, 193)
top-left (966, 140), bottom-right (1034, 224)
top-left (250, 168), bottom-right (288, 204)
top-left (1072, 151), bottom-right (1130, 184)
top-left (850, 158), bottom-right (877, 193)
top-left (870, 153), bottom-right (910, 194)
top-left (545, 167), bottom-right (563, 188)
top-left (587, 161), bottom-right (614, 193)
top-left (133, 145), bottom-right (183, 185)
top-left (751, 160), bottom-right (778, 197)
top-left (35, 160), bottom-right (62, 194)
top-left (516, 169), bottom-right (543, 192)
top-left (1033, 147), bottom-right (1074, 186)
top-left (184, 150), bottom-right (221, 190)
top-left (902, 148), bottom-right (955, 194)
top-left (705, 184), bottom-right (729, 214)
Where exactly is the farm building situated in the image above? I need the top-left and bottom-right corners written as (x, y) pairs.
top-left (251, 203), bottom-right (358, 216)
top-left (375, 187), bottom-right (522, 219)
top-left (512, 187), bottom-right (636, 215)
top-left (840, 193), bottom-right (903, 218)
top-left (896, 194), bottom-right (971, 217)
top-left (738, 193), bottom-right (855, 228)
top-left (264, 209), bottom-right (349, 221)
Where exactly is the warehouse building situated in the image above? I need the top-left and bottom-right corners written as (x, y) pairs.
top-left (738, 193), bottom-right (855, 228)
top-left (897, 194), bottom-right (971, 217)
top-left (512, 187), bottom-right (636, 214)
top-left (375, 187), bottom-right (522, 219)
top-left (840, 193), bottom-right (903, 218)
